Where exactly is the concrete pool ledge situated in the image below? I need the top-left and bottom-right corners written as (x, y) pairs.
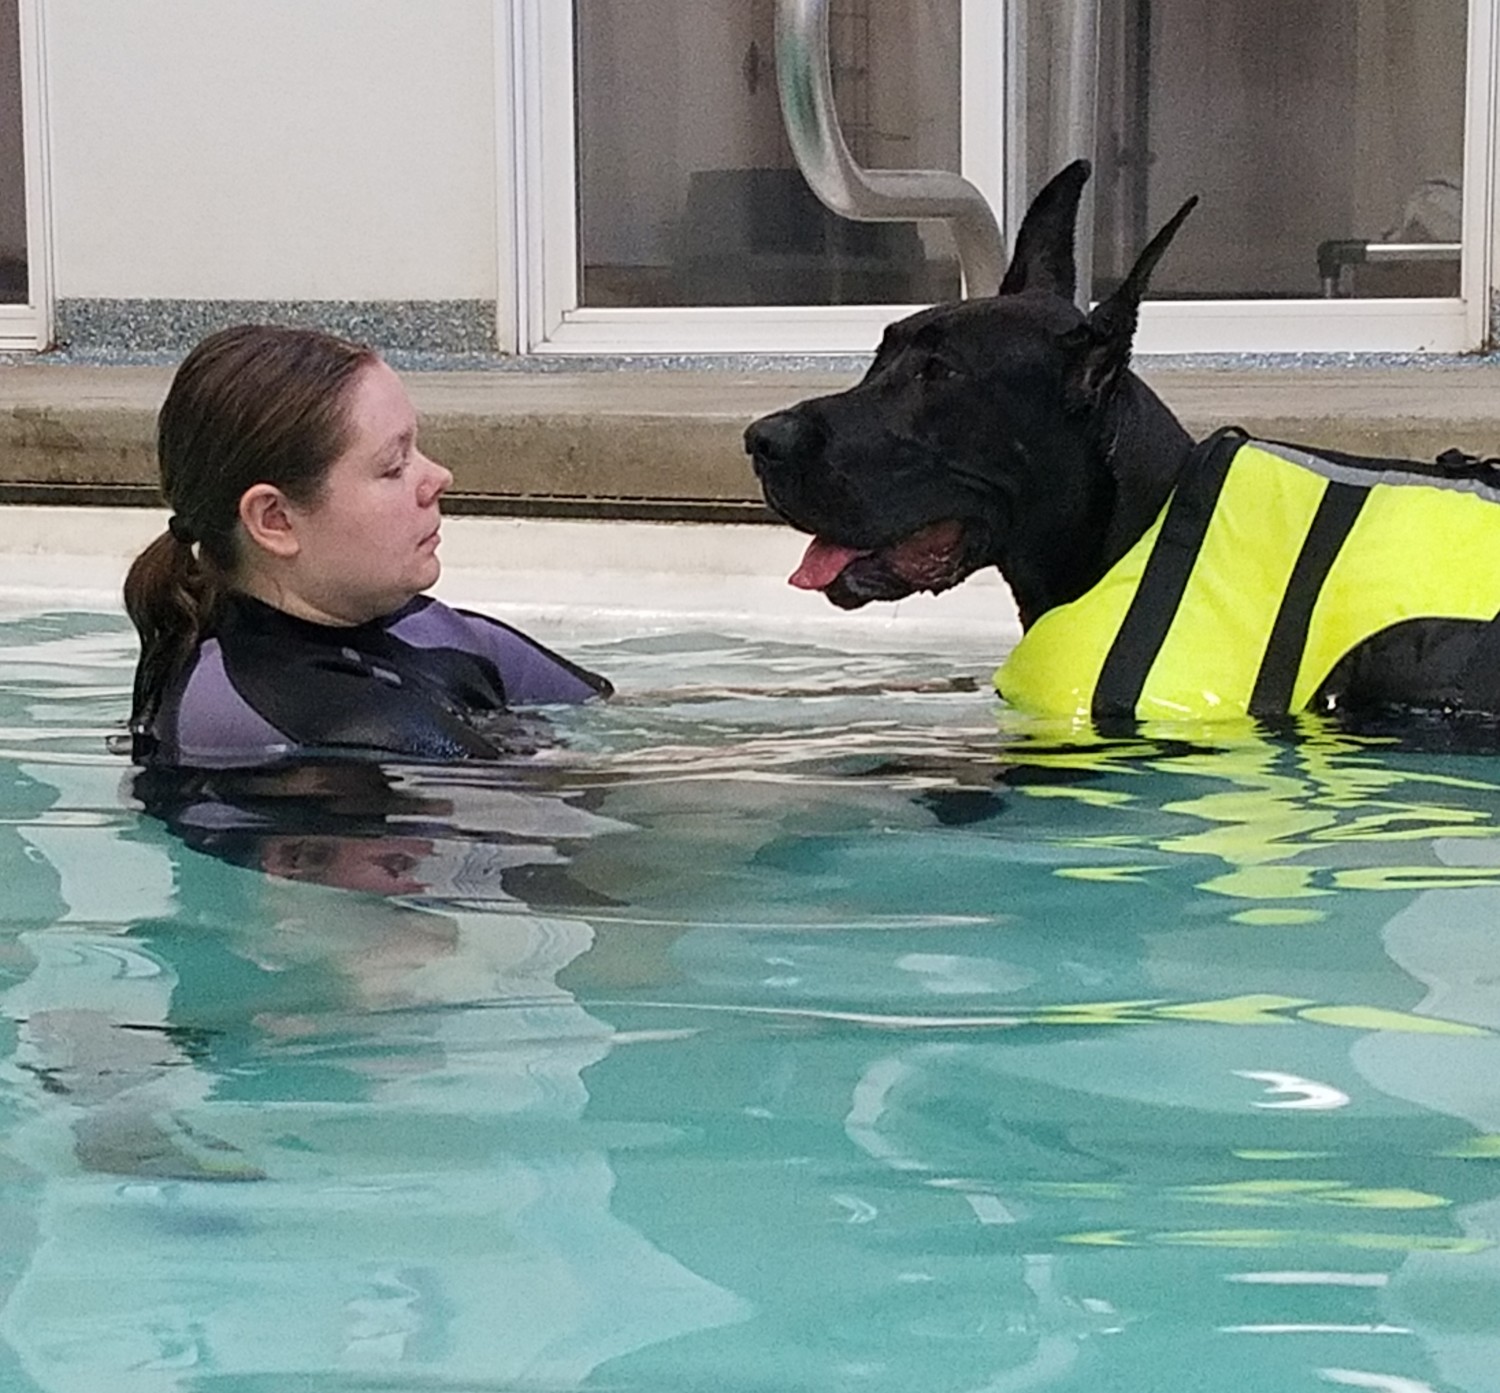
top-left (4, 355), bottom-right (1500, 646)
top-left (4, 359), bottom-right (1500, 516)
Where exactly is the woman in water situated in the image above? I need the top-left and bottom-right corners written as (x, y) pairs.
top-left (124, 324), bottom-right (610, 766)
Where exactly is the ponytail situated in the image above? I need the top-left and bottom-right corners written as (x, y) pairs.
top-left (123, 528), bottom-right (226, 745)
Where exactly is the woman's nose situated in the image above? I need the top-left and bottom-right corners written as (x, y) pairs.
top-left (421, 454), bottom-right (453, 503)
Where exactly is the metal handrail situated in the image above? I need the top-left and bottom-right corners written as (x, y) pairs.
top-left (1318, 239), bottom-right (1461, 297)
top-left (773, 0), bottom-right (1004, 298)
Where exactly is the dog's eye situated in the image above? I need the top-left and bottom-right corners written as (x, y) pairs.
top-left (919, 357), bottom-right (961, 384)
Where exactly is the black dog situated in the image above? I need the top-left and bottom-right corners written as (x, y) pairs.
top-left (746, 161), bottom-right (1500, 724)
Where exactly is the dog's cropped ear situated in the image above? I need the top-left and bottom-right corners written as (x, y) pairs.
top-left (1062, 194), bottom-right (1198, 412)
top-left (997, 160), bottom-right (1091, 300)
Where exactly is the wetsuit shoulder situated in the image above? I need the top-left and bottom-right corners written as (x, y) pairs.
top-left (390, 598), bottom-right (613, 703)
top-left (147, 597), bottom-right (498, 764)
top-left (147, 634), bottom-right (298, 767)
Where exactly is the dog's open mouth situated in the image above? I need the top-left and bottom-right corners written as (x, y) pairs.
top-left (788, 519), bottom-right (970, 610)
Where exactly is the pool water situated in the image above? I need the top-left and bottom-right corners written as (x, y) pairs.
top-left (3, 606), bottom-right (1500, 1392)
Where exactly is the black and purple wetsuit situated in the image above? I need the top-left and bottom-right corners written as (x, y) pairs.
top-left (135, 592), bottom-right (611, 766)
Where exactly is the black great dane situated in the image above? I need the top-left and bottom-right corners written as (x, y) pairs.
top-left (746, 161), bottom-right (1500, 727)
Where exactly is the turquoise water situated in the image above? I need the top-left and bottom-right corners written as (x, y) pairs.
top-left (3, 607), bottom-right (1500, 1392)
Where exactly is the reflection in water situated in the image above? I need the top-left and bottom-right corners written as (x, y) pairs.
top-left (132, 758), bottom-right (629, 906)
top-left (2, 758), bottom-right (748, 1389)
top-left (4, 617), bottom-right (1500, 1389)
top-left (998, 717), bottom-right (1500, 904)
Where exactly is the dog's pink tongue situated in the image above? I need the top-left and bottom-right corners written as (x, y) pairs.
top-left (790, 538), bottom-right (868, 591)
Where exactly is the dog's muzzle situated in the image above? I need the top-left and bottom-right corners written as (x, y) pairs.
top-left (746, 409), bottom-right (983, 609)
top-left (745, 410), bottom-right (823, 488)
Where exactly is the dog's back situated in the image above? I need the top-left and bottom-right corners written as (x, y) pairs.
top-left (999, 430), bottom-right (1500, 722)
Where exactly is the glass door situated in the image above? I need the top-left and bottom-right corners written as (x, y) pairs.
top-left (0, 0), bottom-right (49, 353)
top-left (579, 0), bottom-right (965, 310)
top-left (1071, 0), bottom-right (1490, 352)
top-left (513, 0), bottom-right (1493, 355)
top-left (514, 0), bottom-right (1002, 353)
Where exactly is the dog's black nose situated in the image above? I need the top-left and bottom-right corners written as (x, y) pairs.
top-left (745, 410), bottom-right (820, 477)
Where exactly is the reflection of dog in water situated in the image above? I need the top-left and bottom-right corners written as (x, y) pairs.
top-left (748, 160), bottom-right (1500, 725)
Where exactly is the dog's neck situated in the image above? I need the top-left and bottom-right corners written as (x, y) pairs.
top-left (1003, 372), bottom-right (1194, 630)
top-left (1098, 373), bottom-right (1196, 563)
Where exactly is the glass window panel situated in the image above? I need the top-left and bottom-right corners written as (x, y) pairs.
top-left (575, 0), bottom-right (963, 308)
top-left (0, 0), bottom-right (26, 305)
top-left (1026, 0), bottom-right (1467, 302)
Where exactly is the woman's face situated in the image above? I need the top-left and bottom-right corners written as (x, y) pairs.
top-left (278, 360), bottom-right (453, 625)
top-left (259, 833), bottom-right (434, 896)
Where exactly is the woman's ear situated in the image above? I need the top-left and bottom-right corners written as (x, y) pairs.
top-left (237, 483), bottom-right (301, 559)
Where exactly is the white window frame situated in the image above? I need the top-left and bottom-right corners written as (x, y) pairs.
top-left (502, 0), bottom-right (1495, 358)
top-left (0, 0), bottom-right (52, 353)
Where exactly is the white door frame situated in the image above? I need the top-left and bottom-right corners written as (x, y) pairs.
top-left (0, 0), bottom-right (53, 353)
top-left (502, 0), bottom-right (1495, 357)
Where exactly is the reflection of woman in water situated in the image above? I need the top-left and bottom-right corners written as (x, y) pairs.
top-left (123, 325), bottom-right (610, 768)
top-left (1, 757), bottom-right (744, 1390)
top-left (131, 757), bottom-right (629, 909)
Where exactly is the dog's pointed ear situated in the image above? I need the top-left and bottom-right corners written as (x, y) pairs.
top-left (1062, 193), bottom-right (1198, 411)
top-left (997, 159), bottom-right (1091, 299)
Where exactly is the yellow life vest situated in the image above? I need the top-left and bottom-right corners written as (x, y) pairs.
top-left (996, 431), bottom-right (1500, 721)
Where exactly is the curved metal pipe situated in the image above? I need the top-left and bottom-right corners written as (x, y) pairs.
top-left (774, 0), bottom-right (1004, 298)
top-left (1056, 0), bottom-right (1099, 309)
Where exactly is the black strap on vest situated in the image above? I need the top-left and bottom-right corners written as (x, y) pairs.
top-left (1247, 481), bottom-right (1368, 715)
top-left (1091, 428), bottom-right (1243, 720)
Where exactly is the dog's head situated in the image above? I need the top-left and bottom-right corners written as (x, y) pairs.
top-left (745, 161), bottom-right (1196, 623)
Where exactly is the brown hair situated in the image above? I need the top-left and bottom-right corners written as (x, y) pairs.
top-left (124, 324), bottom-right (378, 736)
